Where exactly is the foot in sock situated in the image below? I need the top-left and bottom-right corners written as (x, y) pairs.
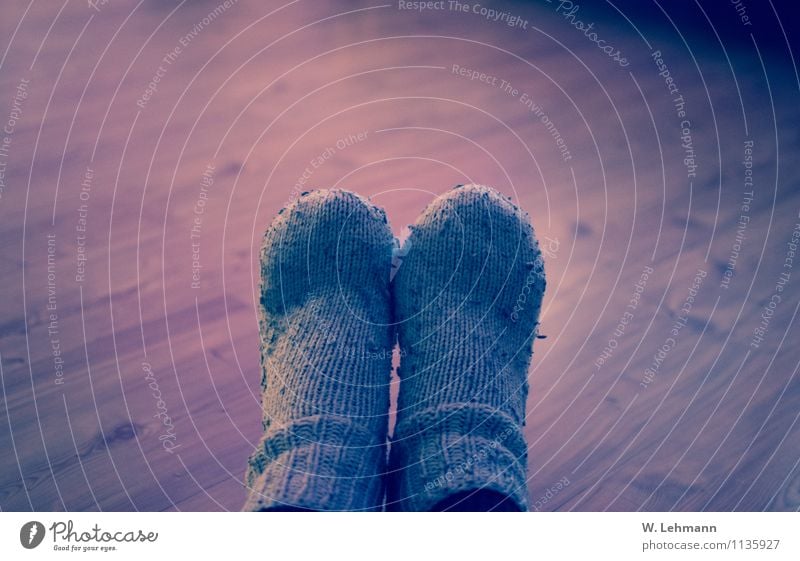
top-left (243, 189), bottom-right (394, 512)
top-left (387, 184), bottom-right (546, 511)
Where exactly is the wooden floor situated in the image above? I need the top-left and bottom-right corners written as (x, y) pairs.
top-left (1, 0), bottom-right (799, 511)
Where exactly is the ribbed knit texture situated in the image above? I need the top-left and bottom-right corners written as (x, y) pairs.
top-left (243, 189), bottom-right (394, 512)
top-left (387, 184), bottom-right (546, 511)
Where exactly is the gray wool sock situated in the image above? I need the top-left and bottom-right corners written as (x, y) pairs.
top-left (387, 184), bottom-right (546, 512)
top-left (243, 189), bottom-right (394, 512)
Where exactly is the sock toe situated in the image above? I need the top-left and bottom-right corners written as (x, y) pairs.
top-left (395, 184), bottom-right (543, 328)
top-left (260, 189), bottom-right (394, 320)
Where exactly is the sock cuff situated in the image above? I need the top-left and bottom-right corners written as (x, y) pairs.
top-left (244, 415), bottom-right (386, 511)
top-left (387, 403), bottom-right (529, 511)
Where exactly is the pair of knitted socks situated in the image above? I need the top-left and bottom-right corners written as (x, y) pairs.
top-left (243, 185), bottom-right (546, 511)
